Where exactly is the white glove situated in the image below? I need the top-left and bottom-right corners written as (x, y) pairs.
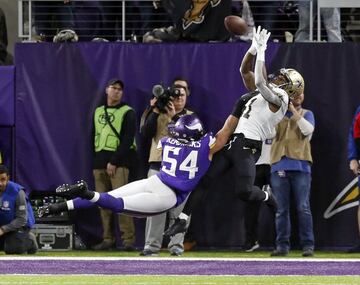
top-left (256, 28), bottom-right (271, 54)
top-left (255, 28), bottom-right (271, 61)
top-left (248, 26), bottom-right (261, 55)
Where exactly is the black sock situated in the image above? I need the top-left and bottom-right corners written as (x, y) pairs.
top-left (80, 191), bottom-right (95, 200)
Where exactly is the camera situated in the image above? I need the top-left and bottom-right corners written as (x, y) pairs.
top-left (152, 84), bottom-right (181, 113)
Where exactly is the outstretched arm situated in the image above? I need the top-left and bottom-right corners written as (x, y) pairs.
top-left (240, 26), bottom-right (268, 92)
top-left (210, 115), bottom-right (238, 156)
top-left (240, 27), bottom-right (258, 91)
top-left (240, 52), bottom-right (256, 92)
top-left (254, 29), bottom-right (283, 107)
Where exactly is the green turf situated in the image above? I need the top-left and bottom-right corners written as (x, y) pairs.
top-left (1, 249), bottom-right (359, 258)
top-left (1, 275), bottom-right (359, 285)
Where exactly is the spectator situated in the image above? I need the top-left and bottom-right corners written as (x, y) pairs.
top-left (0, 7), bottom-right (12, 65)
top-left (270, 92), bottom-right (315, 257)
top-left (295, 0), bottom-right (342, 42)
top-left (71, 1), bottom-right (103, 41)
top-left (143, 0), bottom-right (231, 42)
top-left (33, 0), bottom-right (74, 41)
top-left (243, 138), bottom-right (273, 252)
top-left (251, 1), bottom-right (284, 41)
top-left (100, 1), bottom-right (148, 41)
top-left (91, 79), bottom-right (137, 251)
top-left (0, 7), bottom-right (8, 48)
top-left (347, 105), bottom-right (360, 253)
top-left (139, 78), bottom-right (193, 257)
top-left (0, 165), bottom-right (38, 254)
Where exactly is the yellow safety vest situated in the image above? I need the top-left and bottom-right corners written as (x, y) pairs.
top-left (94, 105), bottom-right (136, 152)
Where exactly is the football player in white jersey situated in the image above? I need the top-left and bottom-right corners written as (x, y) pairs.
top-left (165, 26), bottom-right (305, 237)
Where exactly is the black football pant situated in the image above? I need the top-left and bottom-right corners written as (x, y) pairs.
top-left (244, 164), bottom-right (271, 244)
top-left (183, 134), bottom-right (266, 216)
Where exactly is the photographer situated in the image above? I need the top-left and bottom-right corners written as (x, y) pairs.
top-left (139, 77), bottom-right (193, 256)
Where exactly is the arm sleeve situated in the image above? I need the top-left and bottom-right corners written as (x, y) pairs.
top-left (254, 59), bottom-right (283, 106)
top-left (297, 110), bottom-right (315, 137)
top-left (110, 109), bottom-right (137, 165)
top-left (231, 92), bottom-right (257, 118)
top-left (140, 111), bottom-right (159, 139)
top-left (1, 190), bottom-right (27, 233)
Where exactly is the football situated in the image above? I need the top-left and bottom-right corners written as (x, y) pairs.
top-left (224, 15), bottom-right (248, 36)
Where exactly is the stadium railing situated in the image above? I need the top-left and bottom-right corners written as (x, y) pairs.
top-left (16, 0), bottom-right (360, 42)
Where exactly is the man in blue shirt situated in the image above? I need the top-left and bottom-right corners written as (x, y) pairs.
top-left (270, 92), bottom-right (315, 257)
top-left (0, 165), bottom-right (38, 254)
top-left (347, 105), bottom-right (360, 253)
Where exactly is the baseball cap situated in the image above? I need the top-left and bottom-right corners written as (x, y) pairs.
top-left (107, 79), bottom-right (124, 89)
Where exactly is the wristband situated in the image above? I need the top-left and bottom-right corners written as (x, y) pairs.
top-left (248, 46), bottom-right (257, 55)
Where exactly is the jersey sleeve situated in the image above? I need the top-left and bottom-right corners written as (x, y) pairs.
top-left (231, 92), bottom-right (258, 118)
top-left (207, 133), bottom-right (216, 149)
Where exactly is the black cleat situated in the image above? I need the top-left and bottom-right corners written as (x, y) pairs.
top-left (263, 185), bottom-right (278, 213)
top-left (37, 202), bottom-right (68, 217)
top-left (244, 241), bottom-right (260, 252)
top-left (37, 205), bottom-right (51, 218)
top-left (56, 180), bottom-right (88, 198)
top-left (164, 218), bottom-right (187, 237)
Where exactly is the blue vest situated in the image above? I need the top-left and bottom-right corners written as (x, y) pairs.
top-left (0, 181), bottom-right (35, 228)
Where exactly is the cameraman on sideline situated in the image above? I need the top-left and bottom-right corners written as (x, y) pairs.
top-left (139, 77), bottom-right (193, 256)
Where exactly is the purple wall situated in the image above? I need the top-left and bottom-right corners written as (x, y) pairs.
top-left (11, 42), bottom-right (360, 248)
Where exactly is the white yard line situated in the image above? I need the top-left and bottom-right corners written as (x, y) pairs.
top-left (0, 256), bottom-right (359, 262)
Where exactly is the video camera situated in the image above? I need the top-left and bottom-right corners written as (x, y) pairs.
top-left (152, 84), bottom-right (181, 113)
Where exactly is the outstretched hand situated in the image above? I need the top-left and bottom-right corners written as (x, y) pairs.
top-left (256, 28), bottom-right (271, 53)
top-left (249, 26), bottom-right (262, 54)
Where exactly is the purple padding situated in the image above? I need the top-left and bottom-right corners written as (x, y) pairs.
top-left (0, 259), bottom-right (359, 275)
top-left (0, 66), bottom-right (14, 126)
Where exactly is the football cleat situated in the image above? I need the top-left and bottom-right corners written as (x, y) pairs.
top-left (55, 180), bottom-right (88, 198)
top-left (244, 241), bottom-right (260, 252)
top-left (37, 202), bottom-right (68, 217)
top-left (163, 218), bottom-right (187, 237)
top-left (37, 205), bottom-right (51, 218)
top-left (263, 185), bottom-right (278, 213)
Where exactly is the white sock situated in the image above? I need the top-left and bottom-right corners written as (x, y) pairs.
top-left (90, 192), bottom-right (100, 202)
top-left (179, 213), bottom-right (189, 221)
top-left (66, 200), bottom-right (74, 210)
